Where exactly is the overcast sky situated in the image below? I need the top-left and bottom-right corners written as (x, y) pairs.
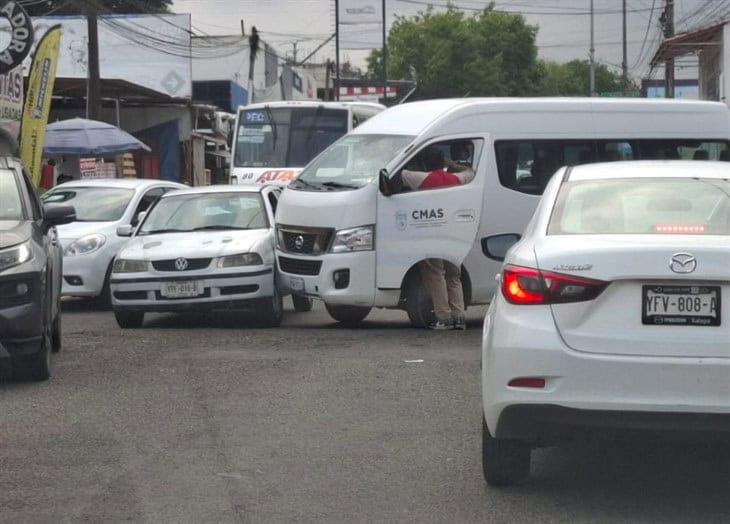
top-left (172, 0), bottom-right (730, 80)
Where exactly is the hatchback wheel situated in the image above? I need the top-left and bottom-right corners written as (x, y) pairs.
top-left (257, 287), bottom-right (283, 327)
top-left (482, 416), bottom-right (531, 486)
top-left (115, 310), bottom-right (145, 329)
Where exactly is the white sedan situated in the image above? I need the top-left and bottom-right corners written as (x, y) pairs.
top-left (110, 185), bottom-right (288, 328)
top-left (481, 161), bottom-right (730, 486)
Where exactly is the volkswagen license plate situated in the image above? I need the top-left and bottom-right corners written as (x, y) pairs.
top-left (161, 281), bottom-right (203, 298)
top-left (643, 285), bottom-right (721, 326)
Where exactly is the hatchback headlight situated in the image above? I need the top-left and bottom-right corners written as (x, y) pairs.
top-left (64, 234), bottom-right (106, 256)
top-left (112, 259), bottom-right (148, 273)
top-left (218, 253), bottom-right (263, 268)
top-left (330, 226), bottom-right (374, 253)
top-left (0, 242), bottom-right (32, 272)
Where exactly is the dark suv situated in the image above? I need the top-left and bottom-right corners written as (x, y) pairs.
top-left (0, 158), bottom-right (75, 380)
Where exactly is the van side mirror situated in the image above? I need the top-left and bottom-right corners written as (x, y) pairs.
top-left (117, 224), bottom-right (134, 237)
top-left (43, 204), bottom-right (76, 228)
top-left (379, 169), bottom-right (392, 196)
top-left (482, 234), bottom-right (521, 262)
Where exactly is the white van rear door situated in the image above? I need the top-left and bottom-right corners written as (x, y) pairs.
top-left (376, 136), bottom-right (486, 291)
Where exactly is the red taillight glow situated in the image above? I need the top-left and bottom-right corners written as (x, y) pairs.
top-left (502, 264), bottom-right (608, 305)
top-left (655, 224), bottom-right (706, 234)
top-left (508, 377), bottom-right (546, 388)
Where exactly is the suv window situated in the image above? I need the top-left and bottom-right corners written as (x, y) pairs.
top-left (21, 170), bottom-right (42, 220)
top-left (0, 169), bottom-right (24, 220)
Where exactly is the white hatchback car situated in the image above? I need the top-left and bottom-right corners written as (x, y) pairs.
top-left (110, 184), bottom-right (288, 328)
top-left (41, 178), bottom-right (186, 303)
top-left (481, 161), bottom-right (730, 486)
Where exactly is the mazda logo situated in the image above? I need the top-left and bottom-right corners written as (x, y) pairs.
top-left (174, 257), bottom-right (189, 271)
top-left (669, 253), bottom-right (696, 274)
top-left (294, 235), bottom-right (305, 251)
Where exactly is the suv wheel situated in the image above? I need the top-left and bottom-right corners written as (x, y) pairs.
top-left (16, 317), bottom-right (52, 382)
top-left (292, 295), bottom-right (313, 312)
top-left (51, 310), bottom-right (62, 353)
top-left (115, 310), bottom-right (145, 329)
top-left (482, 416), bottom-right (531, 486)
top-left (325, 304), bottom-right (371, 326)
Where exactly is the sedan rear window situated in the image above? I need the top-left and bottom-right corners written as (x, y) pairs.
top-left (549, 178), bottom-right (730, 235)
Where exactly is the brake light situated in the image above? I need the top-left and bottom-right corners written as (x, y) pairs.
top-left (502, 264), bottom-right (607, 305)
top-left (655, 224), bottom-right (706, 234)
top-left (508, 377), bottom-right (546, 388)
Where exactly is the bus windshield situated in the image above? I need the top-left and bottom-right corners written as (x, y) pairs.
top-left (234, 106), bottom-right (349, 168)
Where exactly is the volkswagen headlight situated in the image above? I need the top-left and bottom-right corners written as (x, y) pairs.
top-left (330, 226), bottom-right (374, 253)
top-left (0, 242), bottom-right (33, 272)
top-left (64, 234), bottom-right (106, 256)
top-left (218, 253), bottom-right (263, 268)
top-left (112, 259), bottom-right (148, 273)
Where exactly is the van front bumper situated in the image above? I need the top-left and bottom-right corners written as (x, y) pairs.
top-left (276, 250), bottom-right (375, 307)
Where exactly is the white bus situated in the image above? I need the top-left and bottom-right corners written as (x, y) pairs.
top-left (273, 98), bottom-right (730, 326)
top-left (230, 101), bottom-right (384, 185)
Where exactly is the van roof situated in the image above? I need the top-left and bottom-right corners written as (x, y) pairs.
top-left (351, 97), bottom-right (730, 137)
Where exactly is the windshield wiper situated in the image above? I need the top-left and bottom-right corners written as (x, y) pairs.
top-left (190, 225), bottom-right (246, 231)
top-left (320, 181), bottom-right (360, 190)
top-left (291, 177), bottom-right (320, 190)
top-left (264, 104), bottom-right (278, 148)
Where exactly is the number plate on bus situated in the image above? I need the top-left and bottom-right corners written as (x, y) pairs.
top-left (161, 281), bottom-right (203, 298)
top-left (642, 285), bottom-right (721, 326)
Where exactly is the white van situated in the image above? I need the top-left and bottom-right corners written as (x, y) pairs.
top-left (230, 100), bottom-right (384, 185)
top-left (274, 98), bottom-right (730, 326)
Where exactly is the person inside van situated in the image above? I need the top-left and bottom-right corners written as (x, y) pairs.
top-left (398, 145), bottom-right (475, 330)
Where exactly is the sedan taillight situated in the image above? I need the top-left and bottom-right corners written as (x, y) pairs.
top-left (502, 265), bottom-right (608, 305)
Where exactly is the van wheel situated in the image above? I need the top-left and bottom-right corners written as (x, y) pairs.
top-left (115, 310), bottom-right (145, 329)
top-left (325, 304), bottom-right (370, 325)
top-left (482, 416), bottom-right (531, 486)
top-left (406, 279), bottom-right (435, 328)
top-left (257, 287), bottom-right (284, 327)
top-left (292, 295), bottom-right (313, 312)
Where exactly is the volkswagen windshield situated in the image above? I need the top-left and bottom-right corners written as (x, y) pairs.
top-left (291, 134), bottom-right (415, 191)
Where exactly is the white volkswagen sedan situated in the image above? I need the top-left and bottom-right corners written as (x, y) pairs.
top-left (110, 185), bottom-right (284, 328)
top-left (481, 161), bottom-right (730, 486)
top-left (41, 178), bottom-right (186, 303)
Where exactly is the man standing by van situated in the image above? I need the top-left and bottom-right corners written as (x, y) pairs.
top-left (399, 145), bottom-right (475, 330)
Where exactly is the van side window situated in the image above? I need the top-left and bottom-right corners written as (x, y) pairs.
top-left (496, 141), bottom-right (563, 196)
top-left (392, 139), bottom-right (481, 194)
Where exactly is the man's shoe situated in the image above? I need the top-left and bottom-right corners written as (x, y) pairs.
top-left (428, 320), bottom-right (453, 330)
top-left (453, 318), bottom-right (467, 330)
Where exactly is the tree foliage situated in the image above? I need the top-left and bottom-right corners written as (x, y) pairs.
top-left (367, 7), bottom-right (630, 98)
top-left (23, 0), bottom-right (172, 16)
top-left (369, 7), bottom-right (542, 98)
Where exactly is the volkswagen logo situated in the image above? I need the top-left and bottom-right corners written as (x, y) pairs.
top-left (174, 257), bottom-right (189, 271)
top-left (294, 235), bottom-right (305, 251)
top-left (669, 253), bottom-right (697, 274)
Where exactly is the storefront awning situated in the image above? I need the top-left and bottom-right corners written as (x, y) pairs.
top-left (49, 78), bottom-right (187, 102)
top-left (651, 21), bottom-right (726, 67)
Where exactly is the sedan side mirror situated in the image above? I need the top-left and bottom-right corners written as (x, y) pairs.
top-left (117, 224), bottom-right (134, 237)
top-left (482, 233), bottom-right (521, 262)
top-left (131, 210), bottom-right (147, 227)
top-left (379, 169), bottom-right (392, 197)
top-left (43, 204), bottom-right (76, 228)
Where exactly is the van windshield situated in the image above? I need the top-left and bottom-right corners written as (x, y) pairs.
top-left (292, 134), bottom-right (415, 191)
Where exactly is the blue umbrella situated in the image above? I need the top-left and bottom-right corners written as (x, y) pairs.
top-left (43, 118), bottom-right (151, 156)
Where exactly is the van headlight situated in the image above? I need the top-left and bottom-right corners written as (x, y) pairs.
top-left (112, 259), bottom-right (148, 273)
top-left (218, 253), bottom-right (263, 267)
top-left (0, 242), bottom-right (33, 272)
top-left (330, 226), bottom-right (374, 253)
top-left (64, 234), bottom-right (106, 256)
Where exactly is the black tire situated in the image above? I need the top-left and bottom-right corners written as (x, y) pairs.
top-left (15, 316), bottom-right (52, 381)
top-left (292, 295), bottom-right (313, 312)
top-left (325, 304), bottom-right (371, 326)
top-left (257, 287), bottom-right (284, 327)
top-left (406, 277), bottom-right (434, 329)
top-left (115, 310), bottom-right (145, 329)
top-left (482, 416), bottom-right (531, 487)
top-left (51, 310), bottom-right (62, 353)
top-left (94, 262), bottom-right (114, 309)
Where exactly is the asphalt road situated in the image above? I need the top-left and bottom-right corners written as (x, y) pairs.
top-left (1, 300), bottom-right (729, 523)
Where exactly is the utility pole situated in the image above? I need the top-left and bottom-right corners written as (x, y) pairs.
top-left (622, 0), bottom-right (628, 95)
top-left (84, 0), bottom-right (101, 120)
top-left (589, 0), bottom-right (595, 96)
top-left (382, 0), bottom-right (387, 104)
top-left (292, 42), bottom-right (298, 63)
top-left (334, 0), bottom-right (340, 101)
top-left (663, 0), bottom-right (675, 98)
top-left (324, 59), bottom-right (331, 101)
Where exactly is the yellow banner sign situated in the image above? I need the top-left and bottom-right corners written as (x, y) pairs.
top-left (20, 24), bottom-right (61, 187)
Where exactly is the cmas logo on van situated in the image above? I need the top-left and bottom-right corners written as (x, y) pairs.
top-left (396, 208), bottom-right (447, 231)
